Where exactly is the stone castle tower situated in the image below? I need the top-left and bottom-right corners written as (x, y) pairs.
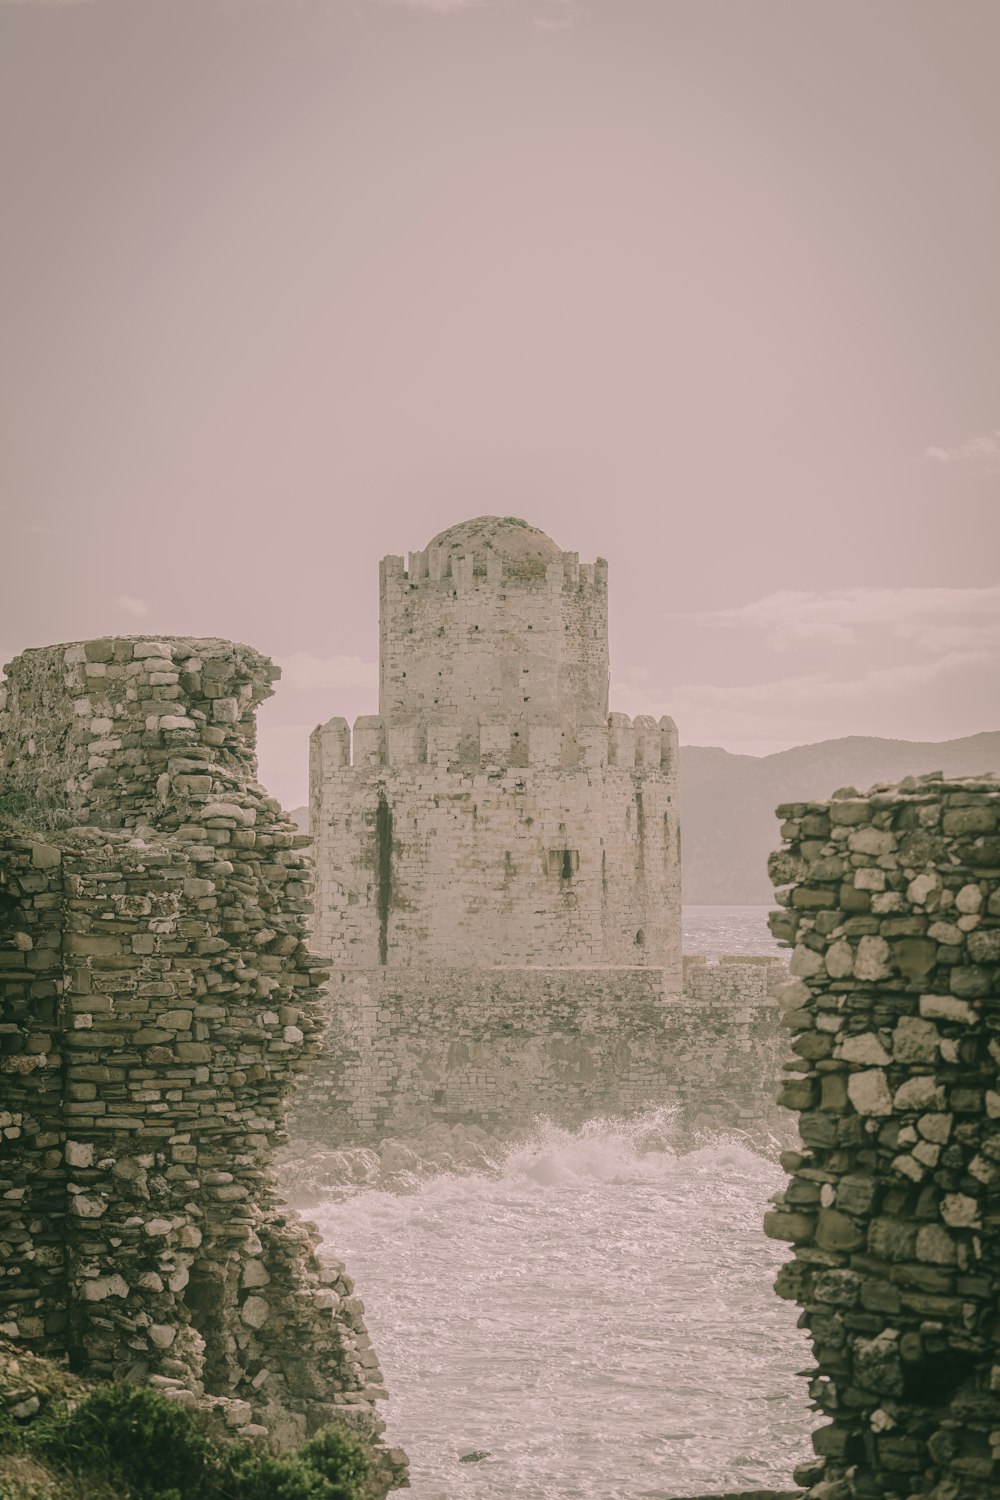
top-left (310, 516), bottom-right (682, 989)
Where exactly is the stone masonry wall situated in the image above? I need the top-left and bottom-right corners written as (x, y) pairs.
top-left (378, 525), bottom-right (609, 723)
top-left (289, 966), bottom-right (788, 1147)
top-left (0, 639), bottom-right (405, 1486)
top-left (310, 712), bottom-right (682, 986)
top-left (683, 954), bottom-right (789, 1005)
top-left (0, 841), bottom-right (65, 1354)
top-left (764, 772), bottom-right (1000, 1499)
top-left (0, 636), bottom-right (274, 830)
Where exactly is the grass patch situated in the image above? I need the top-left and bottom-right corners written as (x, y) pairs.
top-left (0, 790), bottom-right (75, 834)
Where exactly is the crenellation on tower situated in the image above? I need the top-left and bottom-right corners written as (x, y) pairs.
top-left (311, 516), bottom-right (681, 988)
top-left (377, 517), bottom-right (610, 724)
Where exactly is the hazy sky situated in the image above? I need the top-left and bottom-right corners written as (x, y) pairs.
top-left (2, 0), bottom-right (998, 808)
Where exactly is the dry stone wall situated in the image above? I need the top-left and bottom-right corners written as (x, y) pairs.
top-left (289, 965), bottom-right (789, 1147)
top-left (0, 635), bottom-right (274, 830)
top-left (764, 772), bottom-right (1000, 1499)
top-left (0, 638), bottom-right (405, 1488)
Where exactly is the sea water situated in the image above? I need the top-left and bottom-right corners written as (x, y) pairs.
top-left (304, 908), bottom-right (813, 1499)
top-left (682, 904), bottom-right (784, 962)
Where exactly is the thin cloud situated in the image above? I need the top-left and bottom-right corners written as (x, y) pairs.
top-left (687, 584), bottom-right (1000, 654)
top-left (534, 0), bottom-right (579, 27)
top-left (377, 0), bottom-right (482, 11)
top-left (614, 650), bottom-right (995, 755)
top-left (277, 651), bottom-right (377, 693)
top-left (373, 0), bottom-right (576, 14)
top-left (925, 428), bottom-right (1000, 469)
top-left (114, 595), bottom-right (150, 619)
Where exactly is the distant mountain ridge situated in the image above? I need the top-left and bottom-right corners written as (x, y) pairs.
top-left (681, 731), bottom-right (1000, 904)
top-left (288, 731), bottom-right (1000, 907)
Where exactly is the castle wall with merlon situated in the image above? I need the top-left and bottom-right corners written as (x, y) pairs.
top-left (378, 545), bottom-right (609, 722)
top-left (310, 518), bottom-right (681, 999)
top-left (310, 710), bottom-right (680, 976)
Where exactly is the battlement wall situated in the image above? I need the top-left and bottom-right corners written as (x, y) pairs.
top-left (378, 544), bottom-right (609, 722)
top-left (309, 723), bottom-right (681, 979)
top-left (312, 711), bottom-right (677, 774)
top-left (764, 772), bottom-right (1000, 1499)
top-left (382, 545), bottom-right (608, 592)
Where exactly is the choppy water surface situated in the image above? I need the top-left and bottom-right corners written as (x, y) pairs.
top-left (309, 1114), bottom-right (814, 1500)
top-left (682, 904), bottom-right (784, 961)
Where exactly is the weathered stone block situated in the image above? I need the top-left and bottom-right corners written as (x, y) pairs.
top-left (847, 1070), bottom-right (893, 1116)
top-left (815, 1209), bottom-right (864, 1252)
top-left (767, 774), bottom-right (1000, 1500)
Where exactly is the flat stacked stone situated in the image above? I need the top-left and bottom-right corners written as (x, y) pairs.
top-left (0, 638), bottom-right (406, 1492)
top-left (765, 772), bottom-right (1000, 1499)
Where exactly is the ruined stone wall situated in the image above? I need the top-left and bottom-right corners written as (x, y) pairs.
top-left (0, 638), bottom-right (405, 1486)
top-left (310, 711), bottom-right (682, 985)
top-left (289, 966), bottom-right (788, 1146)
top-left (0, 637), bottom-right (275, 830)
top-left (0, 841), bottom-right (66, 1353)
top-left (764, 773), bottom-right (1000, 1499)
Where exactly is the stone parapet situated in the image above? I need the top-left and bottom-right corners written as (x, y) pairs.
top-left (764, 772), bottom-right (1000, 1499)
top-left (384, 543), bottom-right (608, 592)
top-left (683, 954), bottom-right (788, 1005)
top-left (311, 711), bottom-right (678, 773)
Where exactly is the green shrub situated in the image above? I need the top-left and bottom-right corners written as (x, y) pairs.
top-left (220, 1447), bottom-right (343, 1500)
top-left (0, 1402), bottom-right (24, 1455)
top-left (301, 1427), bottom-right (371, 1493)
top-left (219, 1423), bottom-right (371, 1500)
top-left (31, 1385), bottom-right (214, 1500)
top-left (27, 1383), bottom-right (372, 1500)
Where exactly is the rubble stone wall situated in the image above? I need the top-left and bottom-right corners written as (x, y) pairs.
top-left (289, 965), bottom-right (788, 1146)
top-left (0, 636), bottom-right (275, 830)
top-left (0, 638), bottom-right (405, 1486)
top-left (764, 772), bottom-right (1000, 1499)
top-left (0, 841), bottom-right (66, 1352)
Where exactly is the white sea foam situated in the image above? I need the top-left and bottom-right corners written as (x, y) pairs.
top-left (301, 1109), bottom-right (815, 1500)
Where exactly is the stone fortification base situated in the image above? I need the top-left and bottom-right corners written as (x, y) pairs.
top-left (289, 960), bottom-right (791, 1151)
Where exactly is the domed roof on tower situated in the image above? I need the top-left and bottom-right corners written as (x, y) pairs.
top-left (427, 515), bottom-right (561, 579)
